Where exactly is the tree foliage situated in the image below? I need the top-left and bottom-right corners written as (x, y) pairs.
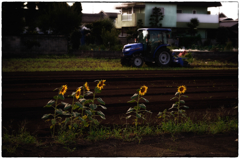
top-left (101, 28), bottom-right (120, 47)
top-left (85, 18), bottom-right (118, 45)
top-left (149, 7), bottom-right (164, 27)
top-left (2, 2), bottom-right (25, 35)
top-left (187, 18), bottom-right (199, 36)
top-left (216, 27), bottom-right (231, 45)
top-left (126, 19), bottom-right (143, 41)
top-left (37, 2), bottom-right (82, 35)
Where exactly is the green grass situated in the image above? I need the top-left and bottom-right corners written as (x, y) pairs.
top-left (2, 56), bottom-right (237, 72)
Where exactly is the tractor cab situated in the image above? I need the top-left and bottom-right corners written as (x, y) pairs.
top-left (136, 28), bottom-right (171, 57)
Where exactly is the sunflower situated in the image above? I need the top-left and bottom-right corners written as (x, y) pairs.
top-left (139, 85), bottom-right (148, 96)
top-left (75, 87), bottom-right (81, 99)
top-left (59, 85), bottom-right (67, 95)
top-left (177, 85), bottom-right (187, 94)
top-left (97, 80), bottom-right (106, 90)
top-left (84, 82), bottom-right (90, 91)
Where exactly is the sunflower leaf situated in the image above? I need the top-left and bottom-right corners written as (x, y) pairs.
top-left (93, 119), bottom-right (99, 125)
top-left (58, 94), bottom-right (65, 100)
top-left (183, 105), bottom-right (189, 109)
top-left (78, 117), bottom-right (84, 122)
top-left (64, 118), bottom-right (70, 125)
top-left (139, 103), bottom-right (146, 109)
top-left (85, 91), bottom-right (93, 96)
top-left (175, 92), bottom-right (180, 96)
top-left (170, 97), bottom-right (177, 100)
top-left (72, 112), bottom-right (80, 117)
top-left (85, 110), bottom-right (92, 116)
top-left (136, 113), bottom-right (141, 118)
top-left (42, 114), bottom-right (51, 119)
top-left (89, 104), bottom-right (97, 110)
top-left (157, 112), bottom-right (163, 116)
top-left (181, 95), bottom-right (188, 98)
top-left (97, 111), bottom-right (105, 117)
top-left (46, 100), bottom-right (55, 106)
top-left (126, 107), bottom-right (134, 114)
top-left (94, 80), bottom-right (99, 82)
top-left (126, 115), bottom-right (132, 119)
top-left (169, 104), bottom-right (177, 110)
top-left (62, 111), bottom-right (71, 116)
top-left (75, 102), bottom-right (83, 108)
top-left (51, 119), bottom-right (56, 125)
top-left (79, 98), bottom-right (86, 104)
top-left (99, 105), bottom-right (107, 110)
top-left (131, 93), bottom-right (138, 99)
top-left (100, 115), bottom-right (106, 120)
top-left (53, 95), bottom-right (58, 100)
top-left (95, 87), bottom-right (101, 94)
top-left (180, 100), bottom-right (185, 104)
top-left (146, 110), bottom-right (152, 114)
top-left (127, 99), bottom-right (136, 103)
top-left (97, 97), bottom-right (105, 105)
top-left (44, 104), bottom-right (52, 108)
top-left (56, 109), bottom-right (63, 115)
top-left (141, 97), bottom-right (149, 103)
top-left (53, 88), bottom-right (59, 91)
top-left (62, 102), bottom-right (71, 110)
top-left (84, 99), bottom-right (93, 104)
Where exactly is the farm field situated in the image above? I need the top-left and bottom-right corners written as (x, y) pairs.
top-left (2, 70), bottom-right (238, 157)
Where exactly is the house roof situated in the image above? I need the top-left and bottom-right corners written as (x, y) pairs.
top-left (173, 2), bottom-right (221, 7)
top-left (115, 2), bottom-right (221, 9)
top-left (82, 11), bottom-right (118, 24)
top-left (219, 21), bottom-right (238, 28)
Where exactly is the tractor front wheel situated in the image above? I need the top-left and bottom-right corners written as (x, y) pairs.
top-left (155, 48), bottom-right (172, 67)
top-left (131, 55), bottom-right (143, 67)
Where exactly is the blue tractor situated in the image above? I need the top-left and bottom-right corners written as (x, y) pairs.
top-left (121, 28), bottom-right (186, 67)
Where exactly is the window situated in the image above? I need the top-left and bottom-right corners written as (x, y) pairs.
top-left (193, 10), bottom-right (197, 14)
top-left (177, 9), bottom-right (182, 13)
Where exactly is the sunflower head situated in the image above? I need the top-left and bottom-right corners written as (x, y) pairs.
top-left (177, 85), bottom-right (187, 94)
top-left (75, 87), bottom-right (81, 99)
top-left (59, 85), bottom-right (67, 95)
top-left (97, 80), bottom-right (106, 90)
top-left (139, 85), bottom-right (148, 96)
top-left (84, 82), bottom-right (90, 91)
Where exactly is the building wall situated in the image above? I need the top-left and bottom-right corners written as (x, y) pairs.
top-left (145, 3), bottom-right (177, 27)
top-left (2, 35), bottom-right (68, 55)
top-left (177, 6), bottom-right (208, 14)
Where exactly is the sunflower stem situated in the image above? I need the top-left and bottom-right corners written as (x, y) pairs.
top-left (52, 97), bottom-right (58, 138)
top-left (136, 94), bottom-right (140, 130)
top-left (177, 93), bottom-right (181, 126)
top-left (71, 97), bottom-right (75, 130)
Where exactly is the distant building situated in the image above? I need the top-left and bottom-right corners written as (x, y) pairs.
top-left (115, 2), bottom-right (222, 44)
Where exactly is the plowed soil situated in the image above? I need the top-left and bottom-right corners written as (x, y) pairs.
top-left (2, 70), bottom-right (238, 157)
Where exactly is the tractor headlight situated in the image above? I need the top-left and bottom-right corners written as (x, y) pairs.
top-left (125, 47), bottom-right (131, 52)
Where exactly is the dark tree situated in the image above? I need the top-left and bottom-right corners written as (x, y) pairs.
top-left (149, 7), bottom-right (164, 27)
top-left (2, 2), bottom-right (25, 35)
top-left (187, 18), bottom-right (199, 36)
top-left (127, 19), bottom-right (143, 41)
top-left (25, 2), bottom-right (38, 33)
top-left (87, 18), bottom-right (115, 45)
top-left (37, 2), bottom-right (82, 35)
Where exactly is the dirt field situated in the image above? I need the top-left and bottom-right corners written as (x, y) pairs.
top-left (2, 70), bottom-right (238, 157)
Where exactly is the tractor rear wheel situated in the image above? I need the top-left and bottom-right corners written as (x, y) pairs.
top-left (155, 48), bottom-right (172, 67)
top-left (131, 55), bottom-right (143, 67)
